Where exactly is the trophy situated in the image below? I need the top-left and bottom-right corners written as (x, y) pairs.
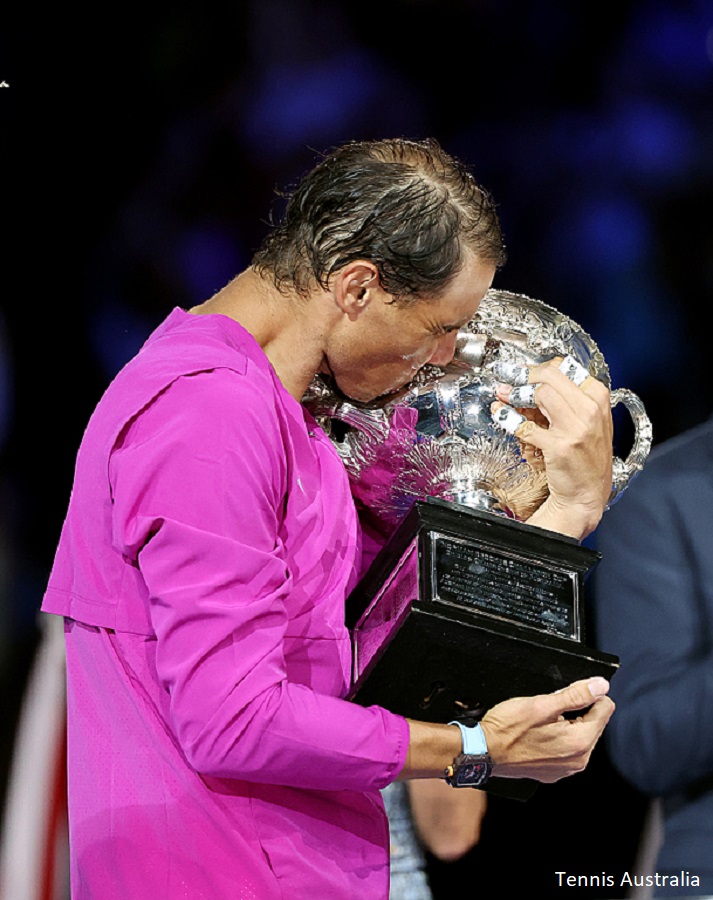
top-left (304, 289), bottom-right (653, 798)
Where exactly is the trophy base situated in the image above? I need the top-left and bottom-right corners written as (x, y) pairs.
top-left (346, 499), bottom-right (619, 801)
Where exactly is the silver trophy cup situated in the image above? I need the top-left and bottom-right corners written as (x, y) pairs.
top-left (305, 288), bottom-right (653, 533)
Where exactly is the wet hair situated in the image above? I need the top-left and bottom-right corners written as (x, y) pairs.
top-left (252, 137), bottom-right (506, 303)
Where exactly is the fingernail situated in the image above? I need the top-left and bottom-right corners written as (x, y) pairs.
top-left (588, 676), bottom-right (610, 698)
top-left (495, 382), bottom-right (512, 401)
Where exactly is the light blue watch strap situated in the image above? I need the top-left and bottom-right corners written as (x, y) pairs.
top-left (448, 720), bottom-right (488, 756)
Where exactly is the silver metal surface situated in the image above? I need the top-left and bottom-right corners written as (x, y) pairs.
top-left (304, 289), bottom-right (653, 530)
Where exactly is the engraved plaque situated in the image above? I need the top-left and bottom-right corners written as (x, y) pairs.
top-left (431, 534), bottom-right (579, 640)
top-left (346, 497), bottom-right (619, 801)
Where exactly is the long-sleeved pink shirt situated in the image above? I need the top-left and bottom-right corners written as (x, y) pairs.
top-left (42, 308), bottom-right (410, 898)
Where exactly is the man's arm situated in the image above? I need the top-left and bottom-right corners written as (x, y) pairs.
top-left (399, 677), bottom-right (614, 782)
top-left (408, 778), bottom-right (487, 862)
top-left (595, 443), bottom-right (713, 794)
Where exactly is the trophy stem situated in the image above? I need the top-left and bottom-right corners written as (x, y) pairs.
top-left (450, 488), bottom-right (501, 514)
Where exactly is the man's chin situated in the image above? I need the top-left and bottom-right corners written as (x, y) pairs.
top-left (337, 381), bottom-right (411, 407)
top-left (336, 386), bottom-right (375, 405)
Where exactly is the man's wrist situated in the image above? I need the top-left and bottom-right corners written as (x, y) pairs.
top-left (444, 720), bottom-right (493, 788)
top-left (527, 495), bottom-right (603, 542)
top-left (448, 720), bottom-right (489, 755)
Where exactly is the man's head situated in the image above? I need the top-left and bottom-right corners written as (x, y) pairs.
top-left (252, 137), bottom-right (506, 304)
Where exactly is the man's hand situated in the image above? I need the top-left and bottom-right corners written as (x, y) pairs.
top-left (492, 357), bottom-right (614, 541)
top-left (479, 676), bottom-right (615, 783)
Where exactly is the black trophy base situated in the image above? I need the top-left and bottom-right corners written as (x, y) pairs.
top-left (346, 498), bottom-right (619, 801)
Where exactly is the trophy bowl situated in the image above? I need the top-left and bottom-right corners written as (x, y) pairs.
top-left (304, 288), bottom-right (653, 533)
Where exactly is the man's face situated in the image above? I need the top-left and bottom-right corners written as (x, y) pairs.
top-left (323, 252), bottom-right (495, 403)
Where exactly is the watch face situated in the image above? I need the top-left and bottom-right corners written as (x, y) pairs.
top-left (454, 761), bottom-right (489, 787)
top-left (447, 753), bottom-right (493, 787)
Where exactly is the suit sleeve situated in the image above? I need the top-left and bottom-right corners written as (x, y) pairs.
top-left (594, 456), bottom-right (713, 796)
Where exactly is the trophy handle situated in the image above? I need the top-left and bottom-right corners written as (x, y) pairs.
top-left (325, 402), bottom-right (391, 443)
top-left (608, 388), bottom-right (653, 507)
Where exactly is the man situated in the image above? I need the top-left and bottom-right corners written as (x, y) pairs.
top-left (42, 137), bottom-right (615, 898)
top-left (595, 416), bottom-right (713, 897)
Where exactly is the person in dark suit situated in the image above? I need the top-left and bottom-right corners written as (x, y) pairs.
top-left (595, 416), bottom-right (713, 898)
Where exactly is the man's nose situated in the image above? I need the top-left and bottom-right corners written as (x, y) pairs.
top-left (427, 332), bottom-right (459, 367)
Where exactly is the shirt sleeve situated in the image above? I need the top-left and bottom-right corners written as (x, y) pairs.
top-left (108, 367), bottom-right (409, 792)
top-left (594, 458), bottom-right (713, 796)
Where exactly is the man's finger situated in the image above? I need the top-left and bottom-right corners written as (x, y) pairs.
top-left (491, 403), bottom-right (545, 446)
top-left (508, 383), bottom-right (538, 408)
top-left (552, 676), bottom-right (611, 711)
top-left (491, 360), bottom-right (531, 386)
top-left (491, 403), bottom-right (528, 435)
top-left (558, 355), bottom-right (589, 386)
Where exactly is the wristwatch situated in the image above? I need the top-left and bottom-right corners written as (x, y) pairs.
top-left (444, 720), bottom-right (493, 788)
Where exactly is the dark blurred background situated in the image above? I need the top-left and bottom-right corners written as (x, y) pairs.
top-left (2, 1), bottom-right (713, 896)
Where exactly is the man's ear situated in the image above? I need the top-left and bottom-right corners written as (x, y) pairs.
top-left (332, 261), bottom-right (380, 319)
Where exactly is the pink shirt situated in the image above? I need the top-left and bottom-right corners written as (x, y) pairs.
top-left (42, 308), bottom-right (410, 898)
